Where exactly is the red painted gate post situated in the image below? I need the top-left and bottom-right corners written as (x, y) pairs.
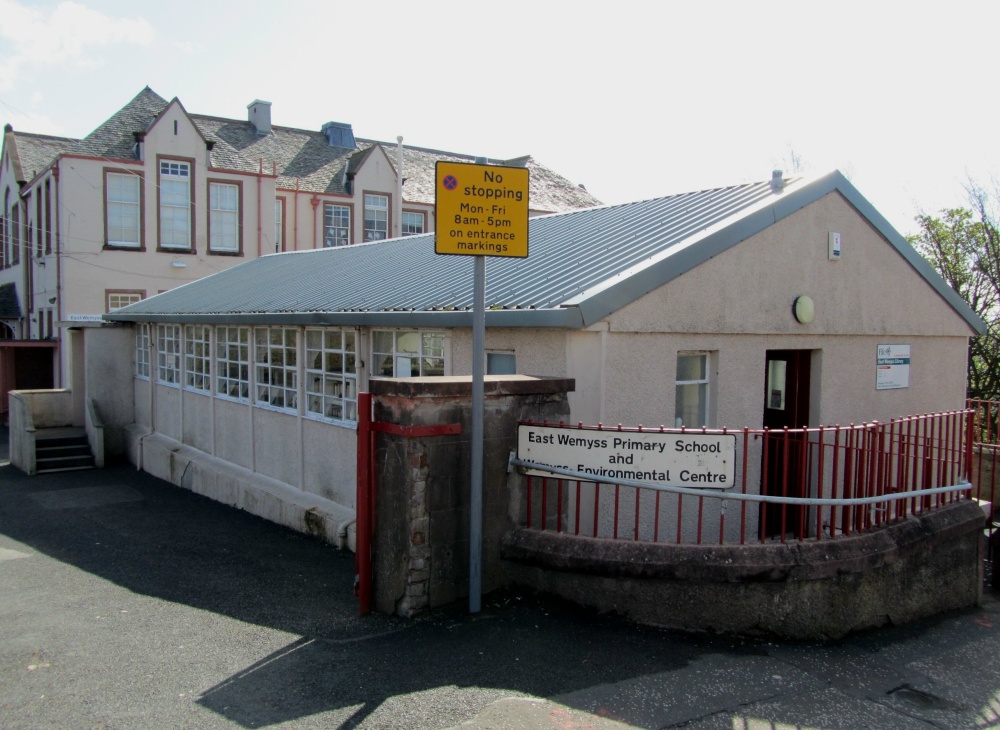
top-left (356, 392), bottom-right (373, 615)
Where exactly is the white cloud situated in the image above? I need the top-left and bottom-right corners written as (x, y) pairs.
top-left (0, 0), bottom-right (154, 90)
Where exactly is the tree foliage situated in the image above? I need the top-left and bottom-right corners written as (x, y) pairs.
top-left (909, 184), bottom-right (1000, 401)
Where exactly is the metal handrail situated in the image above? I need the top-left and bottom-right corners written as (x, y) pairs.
top-left (508, 457), bottom-right (972, 507)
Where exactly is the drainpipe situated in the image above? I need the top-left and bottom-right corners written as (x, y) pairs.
top-left (337, 518), bottom-right (356, 550)
top-left (272, 162), bottom-right (278, 252)
top-left (395, 136), bottom-right (403, 238)
top-left (311, 196), bottom-right (320, 248)
top-left (53, 163), bottom-right (62, 388)
top-left (293, 179), bottom-right (300, 251)
top-left (257, 159), bottom-right (263, 258)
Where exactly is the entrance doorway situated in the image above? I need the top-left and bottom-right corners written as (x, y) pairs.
top-left (761, 350), bottom-right (812, 539)
top-left (0, 343), bottom-right (57, 418)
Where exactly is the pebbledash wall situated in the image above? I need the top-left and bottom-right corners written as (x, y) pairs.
top-left (88, 187), bottom-right (979, 550)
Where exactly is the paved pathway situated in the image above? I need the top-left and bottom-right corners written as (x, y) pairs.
top-left (2, 437), bottom-right (1000, 729)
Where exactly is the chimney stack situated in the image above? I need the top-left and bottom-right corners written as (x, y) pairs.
top-left (248, 100), bottom-right (272, 136)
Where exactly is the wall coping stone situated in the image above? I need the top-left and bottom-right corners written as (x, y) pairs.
top-left (370, 375), bottom-right (575, 399)
top-left (502, 499), bottom-right (985, 583)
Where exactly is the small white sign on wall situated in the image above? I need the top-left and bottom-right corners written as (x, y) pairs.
top-left (876, 344), bottom-right (910, 390)
top-left (66, 314), bottom-right (104, 322)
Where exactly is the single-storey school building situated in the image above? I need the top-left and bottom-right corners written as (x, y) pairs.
top-left (95, 169), bottom-right (983, 546)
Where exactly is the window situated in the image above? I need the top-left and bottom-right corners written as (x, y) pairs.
top-left (675, 352), bottom-right (710, 428)
top-left (372, 330), bottom-right (446, 377)
top-left (135, 324), bottom-right (150, 378)
top-left (157, 324), bottom-right (182, 385)
top-left (274, 198), bottom-right (284, 252)
top-left (184, 325), bottom-right (211, 392)
top-left (323, 204), bottom-right (350, 247)
top-left (106, 290), bottom-right (144, 312)
top-left (35, 193), bottom-right (42, 257)
top-left (10, 201), bottom-right (19, 265)
top-left (487, 352), bottom-right (516, 375)
top-left (1, 188), bottom-right (8, 268)
top-left (159, 160), bottom-right (192, 250)
top-left (254, 327), bottom-right (297, 410)
top-left (305, 329), bottom-right (358, 421)
top-left (44, 179), bottom-right (51, 255)
top-left (216, 326), bottom-right (250, 400)
top-left (105, 171), bottom-right (142, 248)
top-left (209, 181), bottom-right (241, 253)
top-left (401, 211), bottom-right (425, 237)
top-left (364, 194), bottom-right (388, 241)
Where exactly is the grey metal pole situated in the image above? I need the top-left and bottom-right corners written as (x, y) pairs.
top-left (470, 254), bottom-right (485, 613)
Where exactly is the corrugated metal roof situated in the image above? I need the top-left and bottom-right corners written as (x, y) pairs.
top-left (106, 176), bottom-right (789, 323)
top-left (105, 170), bottom-right (986, 335)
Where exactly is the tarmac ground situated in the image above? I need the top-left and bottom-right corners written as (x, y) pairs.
top-left (3, 428), bottom-right (1000, 729)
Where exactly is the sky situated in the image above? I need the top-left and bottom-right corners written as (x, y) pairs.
top-left (1, 0), bottom-right (997, 236)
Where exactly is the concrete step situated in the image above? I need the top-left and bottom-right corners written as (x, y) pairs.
top-left (37, 443), bottom-right (92, 458)
top-left (35, 429), bottom-right (94, 473)
top-left (37, 454), bottom-right (96, 472)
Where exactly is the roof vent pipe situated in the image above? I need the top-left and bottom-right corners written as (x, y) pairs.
top-left (770, 169), bottom-right (786, 193)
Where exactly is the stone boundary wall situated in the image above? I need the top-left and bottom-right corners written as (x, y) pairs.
top-left (973, 445), bottom-right (1000, 514)
top-left (501, 499), bottom-right (985, 640)
top-left (369, 375), bottom-right (572, 617)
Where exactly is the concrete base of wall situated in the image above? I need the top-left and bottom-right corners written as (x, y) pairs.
top-left (124, 425), bottom-right (356, 550)
top-left (502, 500), bottom-right (985, 640)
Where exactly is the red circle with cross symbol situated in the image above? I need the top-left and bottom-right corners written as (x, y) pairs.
top-left (442, 174), bottom-right (458, 190)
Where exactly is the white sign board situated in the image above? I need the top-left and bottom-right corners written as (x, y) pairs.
top-left (517, 425), bottom-right (736, 489)
top-left (876, 344), bottom-right (910, 390)
top-left (66, 314), bottom-right (104, 323)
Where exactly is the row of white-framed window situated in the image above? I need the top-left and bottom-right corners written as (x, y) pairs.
top-left (135, 324), bottom-right (447, 423)
top-left (109, 168), bottom-right (427, 252)
top-left (106, 164), bottom-right (240, 252)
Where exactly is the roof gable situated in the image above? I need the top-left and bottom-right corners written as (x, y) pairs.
top-left (145, 97), bottom-right (208, 147)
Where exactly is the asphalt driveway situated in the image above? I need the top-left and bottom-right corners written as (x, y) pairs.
top-left (3, 435), bottom-right (1000, 729)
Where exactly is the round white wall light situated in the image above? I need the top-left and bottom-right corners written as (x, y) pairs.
top-left (793, 295), bottom-right (815, 324)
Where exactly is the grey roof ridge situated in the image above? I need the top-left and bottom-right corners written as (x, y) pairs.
top-left (565, 170), bottom-right (985, 335)
top-left (358, 137), bottom-right (497, 160)
top-left (513, 179), bottom-right (774, 224)
top-left (10, 129), bottom-right (80, 144)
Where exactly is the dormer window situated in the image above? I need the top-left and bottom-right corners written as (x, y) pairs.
top-left (322, 121), bottom-right (356, 149)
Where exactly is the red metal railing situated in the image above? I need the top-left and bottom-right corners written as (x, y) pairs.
top-left (519, 410), bottom-right (974, 546)
top-left (969, 399), bottom-right (1000, 543)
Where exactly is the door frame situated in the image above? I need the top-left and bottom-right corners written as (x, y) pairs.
top-left (760, 349), bottom-right (812, 539)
